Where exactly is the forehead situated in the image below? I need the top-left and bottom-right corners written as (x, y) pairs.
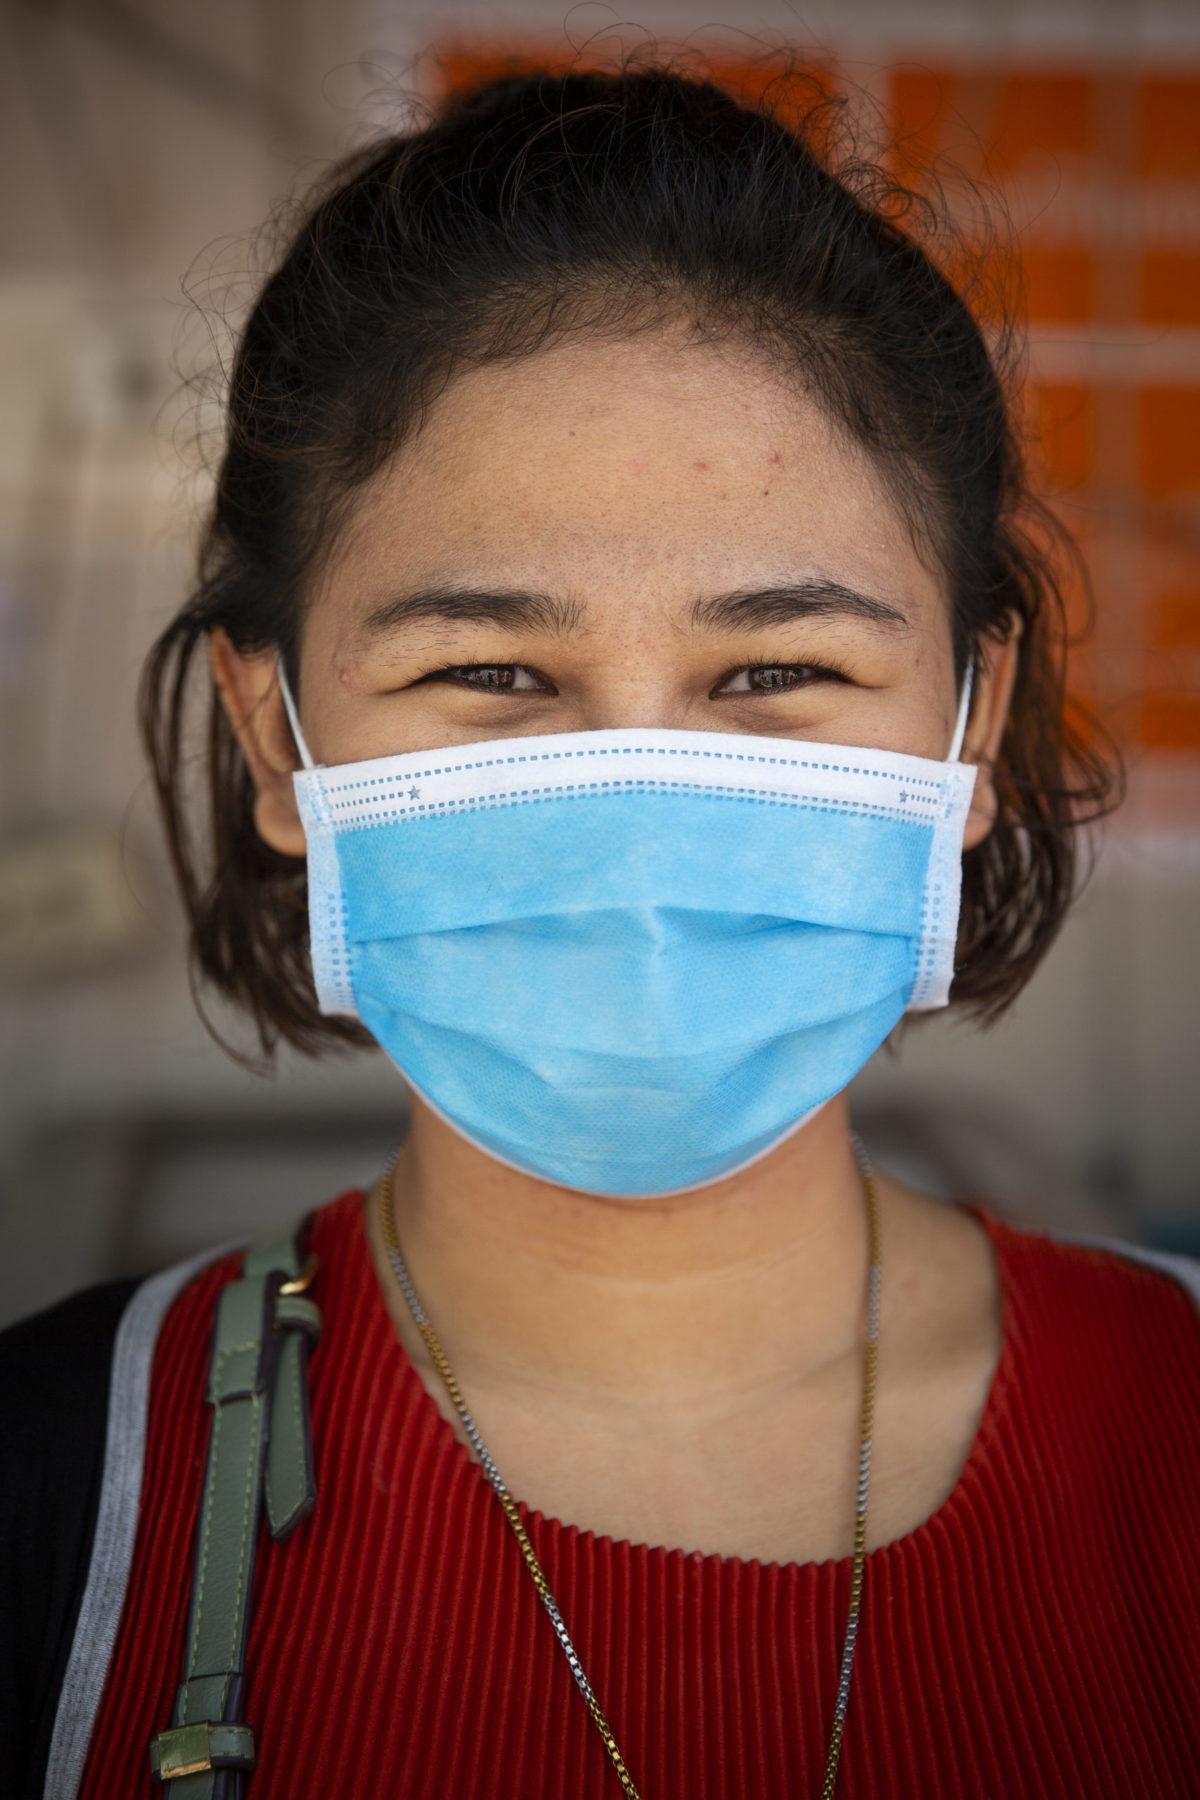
top-left (320, 334), bottom-right (946, 627)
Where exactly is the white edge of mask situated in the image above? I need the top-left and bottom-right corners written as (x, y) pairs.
top-left (294, 772), bottom-right (356, 1014)
top-left (907, 661), bottom-right (979, 1011)
top-left (905, 761), bottom-right (977, 1011)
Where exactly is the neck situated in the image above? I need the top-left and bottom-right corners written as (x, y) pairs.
top-left (376, 1093), bottom-right (872, 1412)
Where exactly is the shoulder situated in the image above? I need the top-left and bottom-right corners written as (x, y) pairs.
top-left (0, 1244), bottom-right (240, 1800)
top-left (0, 1279), bottom-right (141, 1553)
top-left (982, 1209), bottom-right (1200, 1340)
top-left (0, 1190), bottom-right (367, 1800)
top-left (977, 1209), bottom-right (1200, 1446)
top-left (0, 1276), bottom-right (145, 1591)
top-left (0, 1276), bottom-right (140, 1452)
top-left (0, 1280), bottom-right (140, 1800)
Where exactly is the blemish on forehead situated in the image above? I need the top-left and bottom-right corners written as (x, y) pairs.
top-left (767, 448), bottom-right (783, 464)
top-left (628, 458), bottom-right (649, 474)
top-left (691, 459), bottom-right (709, 471)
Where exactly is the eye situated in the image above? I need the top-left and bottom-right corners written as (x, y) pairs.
top-left (424, 663), bottom-right (550, 694)
top-left (715, 664), bottom-right (845, 696)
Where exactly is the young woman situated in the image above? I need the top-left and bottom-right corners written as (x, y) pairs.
top-left (5, 64), bottom-right (1198, 1800)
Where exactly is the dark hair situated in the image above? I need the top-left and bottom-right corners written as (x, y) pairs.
top-left (142, 61), bottom-right (1119, 1062)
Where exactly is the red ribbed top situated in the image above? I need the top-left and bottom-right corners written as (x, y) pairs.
top-left (79, 1193), bottom-right (1200, 1798)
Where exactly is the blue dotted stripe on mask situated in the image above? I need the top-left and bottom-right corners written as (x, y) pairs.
top-left (317, 742), bottom-right (947, 794)
top-left (314, 779), bottom-right (945, 833)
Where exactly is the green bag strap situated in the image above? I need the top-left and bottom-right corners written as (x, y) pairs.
top-left (148, 1223), bottom-right (322, 1798)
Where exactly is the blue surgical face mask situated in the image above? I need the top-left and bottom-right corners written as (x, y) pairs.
top-left (282, 669), bottom-right (976, 1198)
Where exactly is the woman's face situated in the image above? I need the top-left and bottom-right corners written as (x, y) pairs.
top-left (216, 333), bottom-right (1015, 854)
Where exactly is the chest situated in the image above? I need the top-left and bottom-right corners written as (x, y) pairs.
top-left (75, 1218), bottom-right (1200, 1800)
top-left (87, 1383), bottom-right (1199, 1800)
top-left (422, 1333), bottom-right (998, 1566)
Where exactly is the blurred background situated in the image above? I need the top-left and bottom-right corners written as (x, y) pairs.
top-left (0, 0), bottom-right (1197, 1326)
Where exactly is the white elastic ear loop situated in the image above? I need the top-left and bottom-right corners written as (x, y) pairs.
top-left (275, 652), bottom-right (316, 772)
top-left (946, 658), bottom-right (975, 764)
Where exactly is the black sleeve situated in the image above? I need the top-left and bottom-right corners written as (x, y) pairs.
top-left (0, 1278), bottom-right (140, 1800)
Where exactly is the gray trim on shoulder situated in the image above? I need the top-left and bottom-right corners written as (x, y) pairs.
top-left (42, 1241), bottom-right (243, 1800)
top-left (1054, 1231), bottom-right (1200, 1312)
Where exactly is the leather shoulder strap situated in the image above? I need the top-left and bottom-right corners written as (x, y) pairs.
top-left (149, 1226), bottom-right (321, 1798)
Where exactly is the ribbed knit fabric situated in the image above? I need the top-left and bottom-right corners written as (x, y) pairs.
top-left (77, 1192), bottom-right (1200, 1799)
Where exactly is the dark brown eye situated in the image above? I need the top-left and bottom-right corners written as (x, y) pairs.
top-left (720, 665), bottom-right (827, 695)
top-left (749, 666), bottom-right (809, 693)
top-left (431, 664), bottom-right (545, 693)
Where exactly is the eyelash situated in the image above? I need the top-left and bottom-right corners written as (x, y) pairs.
top-left (423, 663), bottom-right (849, 696)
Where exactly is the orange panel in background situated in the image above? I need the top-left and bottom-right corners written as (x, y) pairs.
top-left (987, 73), bottom-right (1094, 164)
top-left (890, 70), bottom-right (1103, 326)
top-left (889, 68), bottom-right (1093, 180)
top-left (1152, 594), bottom-right (1200, 650)
top-left (887, 64), bottom-right (1200, 757)
top-left (1022, 248), bottom-right (1095, 323)
top-left (1139, 388), bottom-right (1200, 498)
top-left (1139, 252), bottom-right (1200, 328)
top-left (1139, 692), bottom-right (1200, 750)
top-left (888, 68), bottom-right (954, 186)
top-left (1138, 78), bottom-right (1200, 178)
top-left (1032, 383), bottom-right (1095, 489)
top-left (1137, 81), bottom-right (1200, 326)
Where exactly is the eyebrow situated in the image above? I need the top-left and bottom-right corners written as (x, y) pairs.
top-left (689, 581), bottom-right (909, 634)
top-left (358, 578), bottom-right (909, 641)
top-left (360, 585), bottom-right (585, 638)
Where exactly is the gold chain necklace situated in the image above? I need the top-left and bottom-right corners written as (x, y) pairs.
top-left (375, 1143), bottom-right (881, 1800)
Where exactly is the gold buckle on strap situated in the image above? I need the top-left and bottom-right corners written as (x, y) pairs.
top-left (150, 1721), bottom-right (255, 1781)
top-left (278, 1252), bottom-right (319, 1295)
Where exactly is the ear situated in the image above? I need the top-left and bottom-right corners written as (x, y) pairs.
top-left (960, 615), bottom-right (1023, 852)
top-left (209, 630), bottom-right (307, 858)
